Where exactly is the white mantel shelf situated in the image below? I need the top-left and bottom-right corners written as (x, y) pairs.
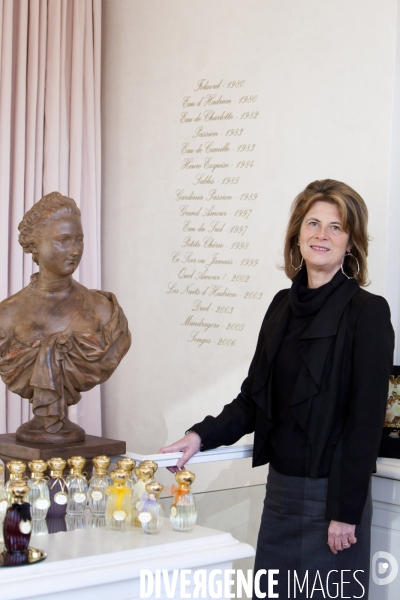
top-left (112, 444), bottom-right (253, 468)
top-left (112, 445), bottom-right (400, 478)
top-left (0, 521), bottom-right (255, 600)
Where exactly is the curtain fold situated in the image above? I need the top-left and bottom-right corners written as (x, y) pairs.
top-left (0, 0), bottom-right (102, 436)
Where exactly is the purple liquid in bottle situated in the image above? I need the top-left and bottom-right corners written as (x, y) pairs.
top-left (3, 502), bottom-right (31, 564)
top-left (47, 478), bottom-right (68, 518)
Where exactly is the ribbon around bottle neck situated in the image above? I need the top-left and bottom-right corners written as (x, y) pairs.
top-left (30, 476), bottom-right (49, 486)
top-left (50, 476), bottom-right (67, 492)
top-left (105, 483), bottom-right (131, 511)
top-left (11, 502), bottom-right (31, 522)
top-left (171, 484), bottom-right (189, 507)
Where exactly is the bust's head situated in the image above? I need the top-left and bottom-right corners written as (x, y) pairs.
top-left (18, 192), bottom-right (83, 271)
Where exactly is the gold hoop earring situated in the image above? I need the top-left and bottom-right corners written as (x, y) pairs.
top-left (290, 247), bottom-right (304, 271)
top-left (341, 252), bottom-right (360, 280)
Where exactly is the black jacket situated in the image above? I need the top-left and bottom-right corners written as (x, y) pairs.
top-left (191, 279), bottom-right (394, 524)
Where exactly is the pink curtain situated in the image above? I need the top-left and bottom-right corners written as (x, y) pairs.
top-left (0, 0), bottom-right (102, 436)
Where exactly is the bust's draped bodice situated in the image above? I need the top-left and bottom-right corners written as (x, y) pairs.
top-left (0, 289), bottom-right (131, 433)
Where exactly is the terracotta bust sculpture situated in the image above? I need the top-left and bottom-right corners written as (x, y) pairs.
top-left (0, 192), bottom-right (131, 444)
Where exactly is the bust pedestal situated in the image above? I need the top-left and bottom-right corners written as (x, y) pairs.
top-left (0, 433), bottom-right (126, 479)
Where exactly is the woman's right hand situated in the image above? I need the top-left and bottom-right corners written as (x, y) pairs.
top-left (159, 432), bottom-right (202, 473)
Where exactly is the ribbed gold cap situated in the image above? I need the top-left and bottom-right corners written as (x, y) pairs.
top-left (48, 457), bottom-right (67, 477)
top-left (134, 465), bottom-right (153, 481)
top-left (145, 481), bottom-right (163, 498)
top-left (8, 481), bottom-right (29, 504)
top-left (28, 459), bottom-right (48, 479)
top-left (7, 460), bottom-right (27, 480)
top-left (175, 470), bottom-right (195, 489)
top-left (93, 456), bottom-right (110, 475)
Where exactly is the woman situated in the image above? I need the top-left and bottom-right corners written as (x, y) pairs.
top-left (0, 191), bottom-right (131, 443)
top-left (160, 179), bottom-right (394, 598)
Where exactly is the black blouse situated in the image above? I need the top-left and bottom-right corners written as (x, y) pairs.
top-left (267, 268), bottom-right (347, 476)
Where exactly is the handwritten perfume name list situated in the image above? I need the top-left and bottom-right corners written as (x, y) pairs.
top-left (167, 79), bottom-right (263, 348)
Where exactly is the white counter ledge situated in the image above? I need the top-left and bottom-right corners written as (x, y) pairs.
top-left (0, 521), bottom-right (255, 600)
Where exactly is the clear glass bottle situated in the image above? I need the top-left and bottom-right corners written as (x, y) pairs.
top-left (66, 456), bottom-right (88, 516)
top-left (89, 514), bottom-right (106, 528)
top-left (132, 464), bottom-right (153, 526)
top-left (140, 481), bottom-right (164, 535)
top-left (31, 519), bottom-right (48, 536)
top-left (47, 457), bottom-right (68, 517)
top-left (88, 455), bottom-right (111, 516)
top-left (27, 460), bottom-right (50, 520)
top-left (170, 470), bottom-right (197, 532)
top-left (117, 457), bottom-right (136, 492)
top-left (5, 460), bottom-right (27, 503)
top-left (65, 514), bottom-right (87, 531)
top-left (2, 481), bottom-right (31, 565)
top-left (105, 469), bottom-right (132, 531)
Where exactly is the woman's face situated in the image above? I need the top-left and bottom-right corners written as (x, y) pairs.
top-left (34, 215), bottom-right (84, 277)
top-left (298, 201), bottom-right (351, 279)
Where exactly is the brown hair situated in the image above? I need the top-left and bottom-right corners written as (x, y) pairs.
top-left (283, 179), bottom-right (369, 285)
top-left (18, 191), bottom-right (81, 265)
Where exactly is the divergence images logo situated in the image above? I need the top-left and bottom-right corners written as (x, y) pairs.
top-left (372, 551), bottom-right (399, 586)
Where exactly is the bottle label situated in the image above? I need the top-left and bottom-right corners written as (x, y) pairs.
top-left (54, 491), bottom-right (68, 505)
top-left (35, 498), bottom-right (50, 510)
top-left (19, 520), bottom-right (32, 534)
top-left (73, 492), bottom-right (87, 503)
top-left (91, 490), bottom-right (103, 501)
top-left (170, 506), bottom-right (177, 517)
top-left (113, 510), bottom-right (127, 521)
top-left (138, 511), bottom-right (152, 523)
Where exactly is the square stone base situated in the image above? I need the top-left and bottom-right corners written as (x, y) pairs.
top-left (0, 433), bottom-right (126, 479)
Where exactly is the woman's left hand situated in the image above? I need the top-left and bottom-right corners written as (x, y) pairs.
top-left (327, 520), bottom-right (357, 554)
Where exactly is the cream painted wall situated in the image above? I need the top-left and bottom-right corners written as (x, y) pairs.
top-left (101, 0), bottom-right (398, 492)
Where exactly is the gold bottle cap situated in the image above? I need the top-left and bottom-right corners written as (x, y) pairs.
top-left (134, 464), bottom-right (153, 481)
top-left (67, 456), bottom-right (86, 475)
top-left (140, 460), bottom-right (158, 474)
top-left (110, 468), bottom-right (128, 483)
top-left (8, 481), bottom-right (29, 504)
top-left (145, 481), bottom-right (163, 498)
top-left (117, 457), bottom-right (136, 474)
top-left (175, 470), bottom-right (195, 489)
top-left (28, 459), bottom-right (48, 479)
top-left (7, 460), bottom-right (27, 480)
top-left (93, 455), bottom-right (110, 475)
top-left (48, 457), bottom-right (67, 477)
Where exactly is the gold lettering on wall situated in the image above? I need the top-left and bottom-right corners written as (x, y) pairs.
top-left (168, 79), bottom-right (264, 348)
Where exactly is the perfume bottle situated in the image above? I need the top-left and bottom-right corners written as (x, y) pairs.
top-left (31, 519), bottom-right (49, 536)
top-left (66, 456), bottom-right (88, 516)
top-left (47, 457), bottom-right (68, 517)
top-left (170, 470), bottom-right (197, 532)
top-left (139, 460), bottom-right (158, 481)
top-left (105, 469), bottom-right (132, 531)
top-left (88, 456), bottom-right (111, 516)
top-left (132, 464), bottom-right (153, 526)
top-left (140, 481), bottom-right (164, 535)
top-left (27, 460), bottom-right (50, 520)
top-left (3, 481), bottom-right (32, 565)
top-left (5, 460), bottom-right (27, 503)
top-left (65, 514), bottom-right (87, 531)
top-left (46, 516), bottom-right (67, 533)
top-left (117, 457), bottom-right (136, 491)
top-left (89, 514), bottom-right (106, 528)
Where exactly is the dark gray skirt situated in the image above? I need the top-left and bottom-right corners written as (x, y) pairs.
top-left (253, 466), bottom-right (372, 599)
